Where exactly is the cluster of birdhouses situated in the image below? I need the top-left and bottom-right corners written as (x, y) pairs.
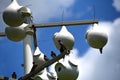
top-left (3, 0), bottom-right (32, 41)
top-left (1, 0), bottom-right (108, 80)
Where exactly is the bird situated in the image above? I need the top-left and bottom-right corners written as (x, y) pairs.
top-left (58, 40), bottom-right (71, 59)
top-left (44, 55), bottom-right (49, 61)
top-left (12, 72), bottom-right (17, 79)
top-left (99, 48), bottom-right (103, 54)
top-left (51, 51), bottom-right (57, 59)
top-left (58, 40), bottom-right (67, 53)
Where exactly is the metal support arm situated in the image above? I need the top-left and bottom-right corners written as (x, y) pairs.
top-left (34, 19), bottom-right (98, 28)
top-left (19, 50), bottom-right (67, 80)
top-left (0, 19), bottom-right (98, 36)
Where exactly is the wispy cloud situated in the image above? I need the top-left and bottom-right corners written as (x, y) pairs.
top-left (112, 0), bottom-right (120, 12)
top-left (18, 0), bottom-right (75, 23)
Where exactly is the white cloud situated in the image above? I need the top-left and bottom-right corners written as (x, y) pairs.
top-left (49, 18), bottom-right (120, 80)
top-left (18, 0), bottom-right (75, 23)
top-left (112, 0), bottom-right (120, 12)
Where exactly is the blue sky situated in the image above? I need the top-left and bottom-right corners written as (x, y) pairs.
top-left (0, 0), bottom-right (120, 79)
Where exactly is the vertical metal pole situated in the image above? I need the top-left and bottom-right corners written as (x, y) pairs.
top-left (22, 15), bottom-right (34, 74)
top-left (23, 34), bottom-right (33, 74)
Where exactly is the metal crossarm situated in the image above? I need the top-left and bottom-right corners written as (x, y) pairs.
top-left (19, 50), bottom-right (67, 80)
top-left (34, 19), bottom-right (98, 28)
top-left (0, 19), bottom-right (98, 37)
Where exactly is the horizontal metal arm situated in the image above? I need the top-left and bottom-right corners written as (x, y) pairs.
top-left (34, 19), bottom-right (98, 28)
top-left (19, 50), bottom-right (67, 80)
top-left (0, 19), bottom-right (98, 37)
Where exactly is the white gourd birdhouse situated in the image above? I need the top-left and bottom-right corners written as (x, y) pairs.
top-left (33, 47), bottom-right (56, 80)
top-left (33, 47), bottom-right (46, 75)
top-left (53, 26), bottom-right (74, 50)
top-left (5, 23), bottom-right (29, 41)
top-left (33, 68), bottom-right (56, 80)
top-left (2, 0), bottom-right (31, 27)
top-left (55, 59), bottom-right (79, 80)
top-left (33, 47), bottom-right (46, 66)
top-left (85, 23), bottom-right (108, 53)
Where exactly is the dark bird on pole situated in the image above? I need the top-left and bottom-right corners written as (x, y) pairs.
top-left (12, 72), bottom-right (17, 79)
top-left (44, 55), bottom-right (49, 61)
top-left (58, 40), bottom-right (71, 59)
top-left (58, 40), bottom-right (67, 53)
top-left (51, 51), bottom-right (57, 59)
top-left (99, 48), bottom-right (103, 54)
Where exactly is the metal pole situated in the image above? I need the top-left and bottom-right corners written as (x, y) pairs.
top-left (19, 49), bottom-right (67, 80)
top-left (22, 16), bottom-right (34, 75)
top-left (23, 34), bottom-right (33, 74)
top-left (34, 19), bottom-right (98, 28)
top-left (0, 19), bottom-right (98, 37)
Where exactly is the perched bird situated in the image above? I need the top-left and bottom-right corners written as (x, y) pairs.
top-left (58, 40), bottom-right (71, 55)
top-left (12, 72), bottom-right (17, 79)
top-left (58, 40), bottom-right (67, 53)
top-left (44, 55), bottom-right (49, 61)
top-left (99, 48), bottom-right (103, 54)
top-left (51, 51), bottom-right (57, 59)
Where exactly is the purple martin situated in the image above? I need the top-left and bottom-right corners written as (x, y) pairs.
top-left (51, 51), bottom-right (57, 59)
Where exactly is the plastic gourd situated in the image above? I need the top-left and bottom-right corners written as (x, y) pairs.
top-left (33, 68), bottom-right (56, 80)
top-left (55, 59), bottom-right (79, 80)
top-left (53, 26), bottom-right (74, 50)
top-left (5, 23), bottom-right (29, 41)
top-left (85, 23), bottom-right (108, 49)
top-left (33, 47), bottom-right (46, 75)
top-left (33, 47), bottom-right (56, 80)
top-left (2, 0), bottom-right (31, 27)
top-left (33, 47), bottom-right (46, 66)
